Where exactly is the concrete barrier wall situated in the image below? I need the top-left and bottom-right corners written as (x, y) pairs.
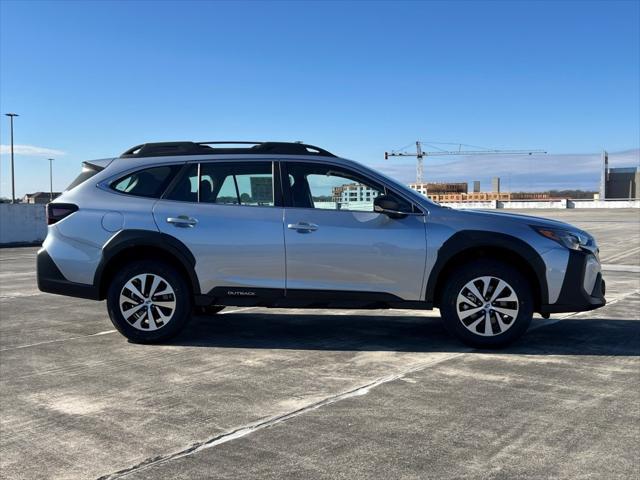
top-left (569, 199), bottom-right (640, 208)
top-left (501, 199), bottom-right (568, 209)
top-left (0, 204), bottom-right (47, 246)
top-left (443, 199), bottom-right (640, 209)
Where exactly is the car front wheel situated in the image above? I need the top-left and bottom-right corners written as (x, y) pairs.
top-left (440, 260), bottom-right (533, 348)
top-left (106, 260), bottom-right (192, 343)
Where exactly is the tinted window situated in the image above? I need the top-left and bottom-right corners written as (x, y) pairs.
top-left (165, 164), bottom-right (198, 202)
top-left (111, 166), bottom-right (180, 198)
top-left (165, 162), bottom-right (274, 206)
top-left (215, 175), bottom-right (240, 204)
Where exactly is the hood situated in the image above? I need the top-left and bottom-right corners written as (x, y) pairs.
top-left (453, 208), bottom-right (584, 233)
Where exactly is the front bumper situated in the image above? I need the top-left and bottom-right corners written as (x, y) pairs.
top-left (37, 248), bottom-right (100, 300)
top-left (540, 249), bottom-right (606, 314)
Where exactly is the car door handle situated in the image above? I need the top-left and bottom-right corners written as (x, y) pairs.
top-left (287, 222), bottom-right (318, 232)
top-left (167, 216), bottom-right (198, 228)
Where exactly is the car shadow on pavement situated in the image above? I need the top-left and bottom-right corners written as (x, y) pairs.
top-left (167, 312), bottom-right (640, 356)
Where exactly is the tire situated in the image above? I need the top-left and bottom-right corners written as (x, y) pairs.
top-left (439, 259), bottom-right (533, 348)
top-left (106, 260), bottom-right (192, 343)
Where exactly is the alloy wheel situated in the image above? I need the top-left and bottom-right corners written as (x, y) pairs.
top-left (119, 273), bottom-right (177, 331)
top-left (456, 276), bottom-right (519, 337)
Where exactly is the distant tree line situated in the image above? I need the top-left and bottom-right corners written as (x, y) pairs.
top-left (548, 190), bottom-right (597, 199)
top-left (511, 190), bottom-right (597, 199)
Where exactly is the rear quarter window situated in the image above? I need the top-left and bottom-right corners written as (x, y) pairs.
top-left (111, 165), bottom-right (181, 198)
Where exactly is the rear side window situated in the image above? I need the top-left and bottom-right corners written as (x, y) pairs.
top-left (111, 165), bottom-right (180, 198)
top-left (165, 162), bottom-right (275, 206)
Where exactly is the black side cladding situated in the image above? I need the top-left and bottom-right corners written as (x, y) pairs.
top-left (424, 230), bottom-right (549, 307)
top-left (540, 249), bottom-right (606, 314)
top-left (95, 230), bottom-right (200, 298)
top-left (37, 249), bottom-right (101, 300)
top-left (201, 287), bottom-right (430, 310)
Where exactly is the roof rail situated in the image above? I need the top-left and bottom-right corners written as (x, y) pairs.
top-left (120, 141), bottom-right (336, 158)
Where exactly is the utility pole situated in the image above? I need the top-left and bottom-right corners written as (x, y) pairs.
top-left (5, 113), bottom-right (19, 203)
top-left (385, 140), bottom-right (547, 185)
top-left (48, 158), bottom-right (54, 201)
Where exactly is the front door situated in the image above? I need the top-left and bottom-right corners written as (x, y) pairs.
top-left (282, 161), bottom-right (427, 301)
top-left (153, 160), bottom-right (285, 295)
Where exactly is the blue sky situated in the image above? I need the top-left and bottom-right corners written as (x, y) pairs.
top-left (1, 0), bottom-right (638, 197)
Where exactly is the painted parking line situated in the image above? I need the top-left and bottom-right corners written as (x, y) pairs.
top-left (0, 291), bottom-right (42, 300)
top-left (0, 255), bottom-right (36, 261)
top-left (0, 329), bottom-right (117, 352)
top-left (529, 288), bottom-right (640, 331)
top-left (601, 245), bottom-right (640, 264)
top-left (601, 264), bottom-right (640, 273)
top-left (97, 351), bottom-right (469, 480)
top-left (0, 307), bottom-right (258, 352)
top-left (0, 272), bottom-right (35, 278)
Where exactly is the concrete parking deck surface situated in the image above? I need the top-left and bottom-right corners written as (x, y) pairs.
top-left (1, 209), bottom-right (638, 479)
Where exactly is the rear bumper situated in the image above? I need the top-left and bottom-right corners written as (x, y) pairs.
top-left (37, 248), bottom-right (100, 300)
top-left (540, 250), bottom-right (606, 314)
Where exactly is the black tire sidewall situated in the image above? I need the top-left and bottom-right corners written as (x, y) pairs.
top-left (440, 259), bottom-right (533, 348)
top-left (107, 260), bottom-right (192, 343)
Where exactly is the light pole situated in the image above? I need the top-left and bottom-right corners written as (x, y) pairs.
top-left (5, 113), bottom-right (19, 203)
top-left (48, 158), bottom-right (54, 201)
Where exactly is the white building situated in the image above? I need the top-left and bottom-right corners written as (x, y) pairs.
top-left (333, 183), bottom-right (380, 204)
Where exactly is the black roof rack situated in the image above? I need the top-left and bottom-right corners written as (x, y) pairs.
top-left (120, 141), bottom-right (336, 158)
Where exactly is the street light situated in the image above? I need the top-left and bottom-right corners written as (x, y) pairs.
top-left (4, 113), bottom-right (19, 203)
top-left (48, 158), bottom-right (54, 201)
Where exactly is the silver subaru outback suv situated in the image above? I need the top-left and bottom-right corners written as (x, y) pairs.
top-left (37, 141), bottom-right (606, 347)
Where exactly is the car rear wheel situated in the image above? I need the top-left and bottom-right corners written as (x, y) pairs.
top-left (440, 259), bottom-right (533, 348)
top-left (107, 260), bottom-right (192, 343)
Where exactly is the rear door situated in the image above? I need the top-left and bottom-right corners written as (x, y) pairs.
top-left (153, 160), bottom-right (285, 295)
top-left (282, 161), bottom-right (427, 300)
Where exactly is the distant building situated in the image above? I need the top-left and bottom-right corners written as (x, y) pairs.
top-left (427, 192), bottom-right (511, 203)
top-left (332, 183), bottom-right (380, 203)
top-left (604, 167), bottom-right (639, 199)
top-left (472, 181), bottom-right (481, 193)
top-left (249, 177), bottom-right (273, 203)
top-left (409, 182), bottom-right (513, 203)
top-left (22, 192), bottom-right (61, 204)
top-left (491, 177), bottom-right (501, 193)
top-left (408, 182), bottom-right (468, 196)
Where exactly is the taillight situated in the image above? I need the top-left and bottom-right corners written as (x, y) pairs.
top-left (47, 203), bottom-right (78, 225)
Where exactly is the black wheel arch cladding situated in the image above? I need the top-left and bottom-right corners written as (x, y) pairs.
top-left (426, 230), bottom-right (548, 308)
top-left (95, 229), bottom-right (200, 298)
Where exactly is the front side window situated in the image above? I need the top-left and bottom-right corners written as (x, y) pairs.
top-left (164, 162), bottom-right (275, 206)
top-left (111, 165), bottom-right (180, 198)
top-left (286, 162), bottom-right (410, 212)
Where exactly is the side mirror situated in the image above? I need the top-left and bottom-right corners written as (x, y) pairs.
top-left (374, 195), bottom-right (419, 219)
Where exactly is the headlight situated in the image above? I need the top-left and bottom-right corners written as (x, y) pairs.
top-left (532, 226), bottom-right (592, 251)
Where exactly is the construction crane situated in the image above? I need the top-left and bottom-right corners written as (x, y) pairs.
top-left (384, 141), bottom-right (547, 184)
